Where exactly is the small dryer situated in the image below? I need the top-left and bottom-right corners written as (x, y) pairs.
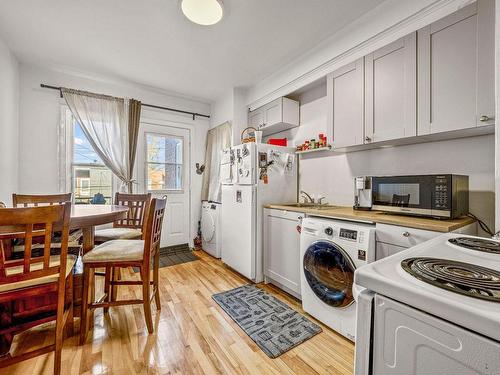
top-left (201, 201), bottom-right (221, 258)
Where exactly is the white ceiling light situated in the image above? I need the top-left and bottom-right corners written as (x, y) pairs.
top-left (181, 0), bottom-right (223, 26)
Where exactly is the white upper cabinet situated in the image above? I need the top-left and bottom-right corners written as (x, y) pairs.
top-left (418, 0), bottom-right (494, 135)
top-left (364, 33), bottom-right (417, 143)
top-left (248, 109), bottom-right (264, 130)
top-left (327, 58), bottom-right (364, 148)
top-left (248, 97), bottom-right (299, 136)
top-left (263, 99), bottom-right (282, 127)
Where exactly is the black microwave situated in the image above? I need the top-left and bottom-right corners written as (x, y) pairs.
top-left (371, 174), bottom-right (469, 219)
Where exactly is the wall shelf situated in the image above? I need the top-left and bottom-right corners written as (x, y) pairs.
top-left (295, 145), bottom-right (332, 155)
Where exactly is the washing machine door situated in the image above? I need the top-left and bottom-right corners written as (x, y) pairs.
top-left (201, 210), bottom-right (216, 243)
top-left (303, 240), bottom-right (356, 308)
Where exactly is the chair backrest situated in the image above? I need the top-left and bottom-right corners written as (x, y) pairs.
top-left (12, 193), bottom-right (72, 207)
top-left (392, 193), bottom-right (411, 207)
top-left (113, 192), bottom-right (152, 232)
top-left (0, 202), bottom-right (71, 285)
top-left (143, 198), bottom-right (166, 263)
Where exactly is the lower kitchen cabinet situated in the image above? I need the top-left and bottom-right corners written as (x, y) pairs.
top-left (375, 222), bottom-right (477, 261)
top-left (263, 208), bottom-right (303, 299)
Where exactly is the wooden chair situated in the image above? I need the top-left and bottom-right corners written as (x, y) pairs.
top-left (0, 202), bottom-right (75, 375)
top-left (12, 193), bottom-right (72, 207)
top-left (94, 192), bottom-right (152, 243)
top-left (80, 198), bottom-right (166, 344)
top-left (11, 193), bottom-right (81, 258)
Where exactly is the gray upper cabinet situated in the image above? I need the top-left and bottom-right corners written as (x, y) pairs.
top-left (417, 0), bottom-right (494, 135)
top-left (364, 33), bottom-right (417, 143)
top-left (247, 97), bottom-right (299, 137)
top-left (327, 58), bottom-right (364, 148)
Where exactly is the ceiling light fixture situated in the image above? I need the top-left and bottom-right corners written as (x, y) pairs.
top-left (181, 0), bottom-right (223, 26)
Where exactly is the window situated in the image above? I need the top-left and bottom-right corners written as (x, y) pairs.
top-left (72, 121), bottom-right (114, 204)
top-left (145, 133), bottom-right (183, 191)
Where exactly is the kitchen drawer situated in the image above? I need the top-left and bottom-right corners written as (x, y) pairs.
top-left (266, 208), bottom-right (304, 221)
top-left (376, 223), bottom-right (440, 248)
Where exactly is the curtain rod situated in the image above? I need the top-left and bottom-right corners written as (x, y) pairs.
top-left (40, 84), bottom-right (210, 120)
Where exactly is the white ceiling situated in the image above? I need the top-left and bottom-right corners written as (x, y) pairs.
top-left (0, 0), bottom-right (386, 102)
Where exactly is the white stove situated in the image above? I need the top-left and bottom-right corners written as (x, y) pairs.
top-left (354, 233), bottom-right (500, 375)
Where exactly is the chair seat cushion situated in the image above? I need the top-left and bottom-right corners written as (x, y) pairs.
top-left (0, 255), bottom-right (77, 293)
top-left (94, 228), bottom-right (142, 242)
top-left (83, 240), bottom-right (145, 263)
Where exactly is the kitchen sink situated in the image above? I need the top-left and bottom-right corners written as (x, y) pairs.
top-left (281, 203), bottom-right (339, 210)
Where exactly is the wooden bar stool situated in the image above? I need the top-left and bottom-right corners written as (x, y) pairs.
top-left (94, 192), bottom-right (151, 243)
top-left (93, 192), bottom-right (152, 311)
top-left (80, 198), bottom-right (166, 344)
top-left (0, 202), bottom-right (75, 375)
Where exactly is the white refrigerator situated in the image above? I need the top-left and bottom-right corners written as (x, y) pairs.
top-left (220, 143), bottom-right (297, 282)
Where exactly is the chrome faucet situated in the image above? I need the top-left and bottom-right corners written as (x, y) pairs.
top-left (300, 190), bottom-right (315, 204)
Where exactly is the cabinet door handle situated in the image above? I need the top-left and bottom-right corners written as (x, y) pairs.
top-left (402, 231), bottom-right (410, 237)
top-left (365, 136), bottom-right (372, 142)
top-left (479, 115), bottom-right (491, 122)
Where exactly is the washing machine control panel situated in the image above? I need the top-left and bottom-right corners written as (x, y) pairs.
top-left (339, 228), bottom-right (357, 241)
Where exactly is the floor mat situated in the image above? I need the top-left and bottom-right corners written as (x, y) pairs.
top-left (134, 243), bottom-right (198, 271)
top-left (212, 285), bottom-right (322, 358)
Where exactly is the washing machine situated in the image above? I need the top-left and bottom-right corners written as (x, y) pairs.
top-left (300, 217), bottom-right (375, 341)
top-left (201, 201), bottom-right (221, 258)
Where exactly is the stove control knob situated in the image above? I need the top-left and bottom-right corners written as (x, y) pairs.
top-left (325, 227), bottom-right (333, 236)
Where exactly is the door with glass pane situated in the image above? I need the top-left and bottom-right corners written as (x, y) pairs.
top-left (136, 122), bottom-right (191, 248)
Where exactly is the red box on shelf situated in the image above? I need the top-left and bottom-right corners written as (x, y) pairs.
top-left (267, 138), bottom-right (287, 146)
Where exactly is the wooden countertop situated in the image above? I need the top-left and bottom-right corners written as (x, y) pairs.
top-left (264, 204), bottom-right (475, 233)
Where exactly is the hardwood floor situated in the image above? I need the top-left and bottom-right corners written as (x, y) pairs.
top-left (0, 251), bottom-right (354, 375)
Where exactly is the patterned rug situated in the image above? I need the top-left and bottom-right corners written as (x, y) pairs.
top-left (212, 285), bottom-right (322, 358)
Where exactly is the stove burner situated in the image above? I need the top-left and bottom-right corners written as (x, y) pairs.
top-left (401, 257), bottom-right (500, 302)
top-left (448, 237), bottom-right (500, 254)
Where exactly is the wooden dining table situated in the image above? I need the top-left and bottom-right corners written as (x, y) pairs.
top-left (0, 204), bottom-right (129, 355)
top-left (70, 204), bottom-right (129, 253)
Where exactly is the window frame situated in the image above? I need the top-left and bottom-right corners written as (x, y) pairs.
top-left (144, 131), bottom-right (185, 193)
top-left (59, 105), bottom-right (117, 204)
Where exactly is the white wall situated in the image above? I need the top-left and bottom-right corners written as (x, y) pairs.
top-left (210, 90), bottom-right (233, 129)
top-left (273, 89), bottom-right (495, 236)
top-left (0, 37), bottom-right (19, 204)
top-left (210, 87), bottom-right (248, 146)
top-left (18, 63), bottom-right (210, 241)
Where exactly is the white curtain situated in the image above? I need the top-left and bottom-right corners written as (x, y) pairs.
top-left (201, 122), bottom-right (232, 202)
top-left (62, 88), bottom-right (132, 190)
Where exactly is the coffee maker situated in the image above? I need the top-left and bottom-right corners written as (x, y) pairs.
top-left (353, 176), bottom-right (372, 210)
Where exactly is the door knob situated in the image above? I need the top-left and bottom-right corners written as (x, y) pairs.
top-left (479, 115), bottom-right (490, 122)
top-left (365, 136), bottom-right (372, 142)
top-left (402, 231), bottom-right (410, 237)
